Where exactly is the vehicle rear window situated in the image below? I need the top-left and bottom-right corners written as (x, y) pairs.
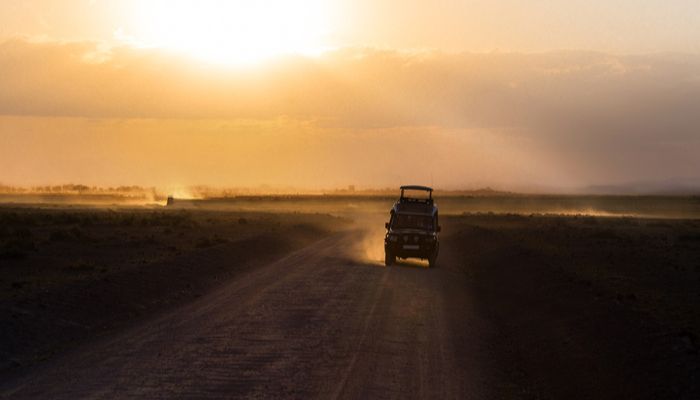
top-left (392, 214), bottom-right (433, 230)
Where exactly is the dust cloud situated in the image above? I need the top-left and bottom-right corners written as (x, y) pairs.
top-left (352, 215), bottom-right (388, 265)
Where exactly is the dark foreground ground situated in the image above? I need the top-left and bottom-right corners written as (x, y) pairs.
top-left (1, 207), bottom-right (699, 398)
top-left (445, 214), bottom-right (700, 399)
top-left (0, 208), bottom-right (347, 375)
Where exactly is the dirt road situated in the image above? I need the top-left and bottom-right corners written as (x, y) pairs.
top-left (1, 230), bottom-right (499, 399)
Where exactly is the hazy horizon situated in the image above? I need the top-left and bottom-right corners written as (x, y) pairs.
top-left (2, 1), bottom-right (700, 192)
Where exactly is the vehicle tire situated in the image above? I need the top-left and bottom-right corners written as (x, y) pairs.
top-left (429, 243), bottom-right (439, 268)
top-left (385, 251), bottom-right (395, 266)
top-left (428, 255), bottom-right (436, 268)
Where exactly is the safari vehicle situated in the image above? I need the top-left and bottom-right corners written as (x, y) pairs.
top-left (384, 185), bottom-right (441, 267)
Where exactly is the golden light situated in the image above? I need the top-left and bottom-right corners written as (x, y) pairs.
top-left (125, 0), bottom-right (332, 65)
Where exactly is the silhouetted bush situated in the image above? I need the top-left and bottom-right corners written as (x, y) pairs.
top-left (50, 230), bottom-right (70, 242)
top-left (196, 235), bottom-right (227, 248)
top-left (65, 260), bottom-right (97, 272)
top-left (678, 233), bottom-right (700, 243)
top-left (1, 237), bottom-right (35, 259)
top-left (196, 237), bottom-right (214, 248)
top-left (70, 226), bottom-right (85, 239)
top-left (14, 227), bottom-right (33, 240)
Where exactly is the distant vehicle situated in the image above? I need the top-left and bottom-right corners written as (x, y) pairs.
top-left (384, 185), bottom-right (441, 267)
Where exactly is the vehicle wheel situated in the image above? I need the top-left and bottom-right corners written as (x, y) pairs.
top-left (428, 244), bottom-right (439, 268)
top-left (428, 251), bottom-right (438, 268)
top-left (385, 251), bottom-right (395, 266)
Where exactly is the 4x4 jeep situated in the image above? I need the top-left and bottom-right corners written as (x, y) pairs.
top-left (384, 186), bottom-right (441, 267)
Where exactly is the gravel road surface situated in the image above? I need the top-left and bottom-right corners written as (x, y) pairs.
top-left (2, 231), bottom-right (494, 399)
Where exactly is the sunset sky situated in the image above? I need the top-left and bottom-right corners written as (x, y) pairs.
top-left (2, 1), bottom-right (700, 191)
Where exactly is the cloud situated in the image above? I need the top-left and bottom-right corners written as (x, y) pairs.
top-left (1, 38), bottom-right (700, 188)
top-left (2, 39), bottom-right (699, 127)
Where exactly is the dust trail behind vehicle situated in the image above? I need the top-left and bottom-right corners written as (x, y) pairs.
top-left (165, 195), bottom-right (700, 219)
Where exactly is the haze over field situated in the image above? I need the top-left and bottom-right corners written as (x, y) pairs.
top-left (1, 1), bottom-right (700, 192)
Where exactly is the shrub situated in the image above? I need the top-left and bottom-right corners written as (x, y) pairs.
top-left (70, 226), bottom-right (84, 239)
top-left (14, 227), bottom-right (33, 240)
top-left (196, 237), bottom-right (214, 248)
top-left (65, 260), bottom-right (97, 272)
top-left (1, 238), bottom-right (35, 259)
top-left (49, 230), bottom-right (70, 242)
top-left (678, 233), bottom-right (700, 243)
top-left (196, 235), bottom-right (227, 248)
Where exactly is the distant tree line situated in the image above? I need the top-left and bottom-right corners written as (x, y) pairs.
top-left (0, 184), bottom-right (158, 197)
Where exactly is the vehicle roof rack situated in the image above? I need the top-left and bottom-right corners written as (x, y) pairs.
top-left (400, 185), bottom-right (433, 192)
top-left (399, 185), bottom-right (434, 205)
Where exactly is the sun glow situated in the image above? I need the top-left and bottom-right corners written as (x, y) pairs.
top-left (126, 0), bottom-right (332, 65)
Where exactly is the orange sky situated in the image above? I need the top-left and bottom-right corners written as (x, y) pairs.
top-left (1, 1), bottom-right (700, 191)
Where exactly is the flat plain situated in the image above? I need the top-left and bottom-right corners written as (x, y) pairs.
top-left (1, 198), bottom-right (699, 398)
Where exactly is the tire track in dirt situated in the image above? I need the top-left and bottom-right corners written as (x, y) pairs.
top-left (2, 229), bottom-right (486, 399)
